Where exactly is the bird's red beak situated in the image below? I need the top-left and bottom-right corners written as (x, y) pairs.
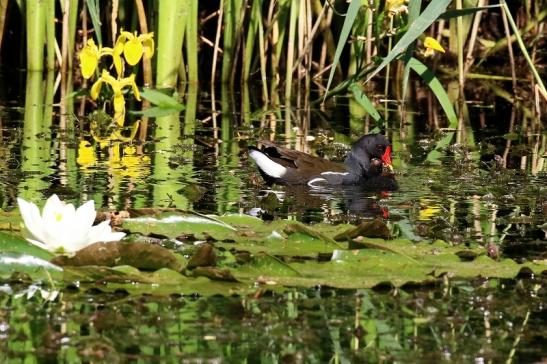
top-left (381, 146), bottom-right (393, 173)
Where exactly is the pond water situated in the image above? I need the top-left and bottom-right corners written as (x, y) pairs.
top-left (0, 71), bottom-right (546, 362)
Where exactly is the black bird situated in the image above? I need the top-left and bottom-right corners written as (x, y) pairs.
top-left (249, 133), bottom-right (398, 190)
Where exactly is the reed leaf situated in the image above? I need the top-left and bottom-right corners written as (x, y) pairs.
top-left (85, 0), bottom-right (102, 46)
top-left (323, 0), bottom-right (361, 101)
top-left (407, 57), bottom-right (457, 128)
top-left (439, 4), bottom-right (501, 19)
top-left (349, 83), bottom-right (381, 123)
top-left (365, 0), bottom-right (451, 83)
top-left (500, 1), bottom-right (547, 100)
top-left (402, 0), bottom-right (422, 100)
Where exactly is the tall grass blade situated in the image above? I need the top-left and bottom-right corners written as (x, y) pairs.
top-left (402, 0), bottom-right (422, 100)
top-left (323, 0), bottom-right (361, 102)
top-left (349, 83), bottom-right (381, 123)
top-left (407, 57), bottom-right (457, 164)
top-left (500, 1), bottom-right (547, 100)
top-left (85, 0), bottom-right (102, 45)
top-left (407, 57), bottom-right (457, 128)
top-left (365, 0), bottom-right (451, 83)
top-left (439, 4), bottom-right (500, 19)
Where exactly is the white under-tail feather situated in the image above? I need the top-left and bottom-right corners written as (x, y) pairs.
top-left (249, 150), bottom-right (287, 178)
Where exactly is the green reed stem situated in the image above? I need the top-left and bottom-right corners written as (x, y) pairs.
top-left (243, 0), bottom-right (260, 82)
top-left (26, 0), bottom-right (46, 71)
top-left (221, 0), bottom-right (236, 83)
top-left (185, 0), bottom-right (198, 84)
top-left (156, 0), bottom-right (186, 88)
top-left (45, 0), bottom-right (54, 70)
top-left (285, 0), bottom-right (298, 104)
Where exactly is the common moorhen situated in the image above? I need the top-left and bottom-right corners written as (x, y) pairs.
top-left (249, 133), bottom-right (398, 190)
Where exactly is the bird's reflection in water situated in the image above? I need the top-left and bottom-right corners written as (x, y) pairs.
top-left (251, 183), bottom-right (395, 224)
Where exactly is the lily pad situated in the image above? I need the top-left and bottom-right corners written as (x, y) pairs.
top-left (123, 211), bottom-right (237, 240)
top-left (334, 219), bottom-right (391, 240)
top-left (192, 267), bottom-right (238, 282)
top-left (0, 231), bottom-right (54, 261)
top-left (52, 242), bottom-right (184, 271)
top-left (186, 243), bottom-right (217, 269)
top-left (229, 238), bottom-right (546, 289)
top-left (0, 252), bottom-right (63, 281)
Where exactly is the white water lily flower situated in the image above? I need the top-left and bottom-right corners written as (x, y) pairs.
top-left (17, 194), bottom-right (126, 255)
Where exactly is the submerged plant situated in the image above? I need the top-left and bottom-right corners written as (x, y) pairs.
top-left (17, 195), bottom-right (125, 256)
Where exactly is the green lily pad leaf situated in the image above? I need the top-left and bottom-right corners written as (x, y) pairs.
top-left (236, 252), bottom-right (302, 278)
top-left (52, 242), bottom-right (184, 271)
top-left (186, 243), bottom-right (217, 269)
top-left (334, 219), bottom-right (391, 241)
top-left (227, 239), bottom-right (546, 289)
top-left (0, 252), bottom-right (63, 281)
top-left (123, 212), bottom-right (237, 240)
top-left (216, 213), bottom-right (264, 227)
top-left (192, 267), bottom-right (238, 282)
top-left (0, 231), bottom-right (54, 261)
top-left (101, 273), bottom-right (244, 296)
top-left (0, 211), bottom-right (24, 231)
top-left (284, 222), bottom-right (342, 248)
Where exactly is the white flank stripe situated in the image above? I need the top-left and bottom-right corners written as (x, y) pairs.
top-left (320, 171), bottom-right (349, 176)
top-left (307, 177), bottom-right (327, 187)
top-left (249, 150), bottom-right (287, 178)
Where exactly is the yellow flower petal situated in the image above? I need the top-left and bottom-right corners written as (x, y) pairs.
top-left (123, 37), bottom-right (144, 65)
top-left (113, 92), bottom-right (126, 115)
top-left (139, 33), bottom-right (155, 58)
top-left (424, 36), bottom-right (445, 53)
top-left (79, 39), bottom-right (99, 79)
top-left (386, 0), bottom-right (408, 15)
top-left (113, 53), bottom-right (123, 77)
top-left (90, 78), bottom-right (103, 99)
top-left (77, 140), bottom-right (96, 167)
top-left (114, 36), bottom-right (126, 55)
top-left (128, 74), bottom-right (141, 101)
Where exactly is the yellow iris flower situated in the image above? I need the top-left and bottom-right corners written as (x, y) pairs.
top-left (115, 31), bottom-right (155, 66)
top-left (386, 0), bottom-right (408, 16)
top-left (90, 70), bottom-right (140, 123)
top-left (423, 36), bottom-right (446, 57)
top-left (79, 39), bottom-right (116, 79)
top-left (80, 32), bottom-right (154, 78)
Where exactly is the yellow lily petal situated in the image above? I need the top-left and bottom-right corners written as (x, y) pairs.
top-left (79, 39), bottom-right (99, 79)
top-left (123, 37), bottom-right (144, 65)
top-left (424, 36), bottom-right (445, 53)
top-left (139, 33), bottom-right (155, 58)
top-left (90, 78), bottom-right (103, 99)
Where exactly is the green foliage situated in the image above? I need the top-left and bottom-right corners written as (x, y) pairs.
top-left (134, 88), bottom-right (185, 117)
top-left (1, 211), bottom-right (545, 296)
